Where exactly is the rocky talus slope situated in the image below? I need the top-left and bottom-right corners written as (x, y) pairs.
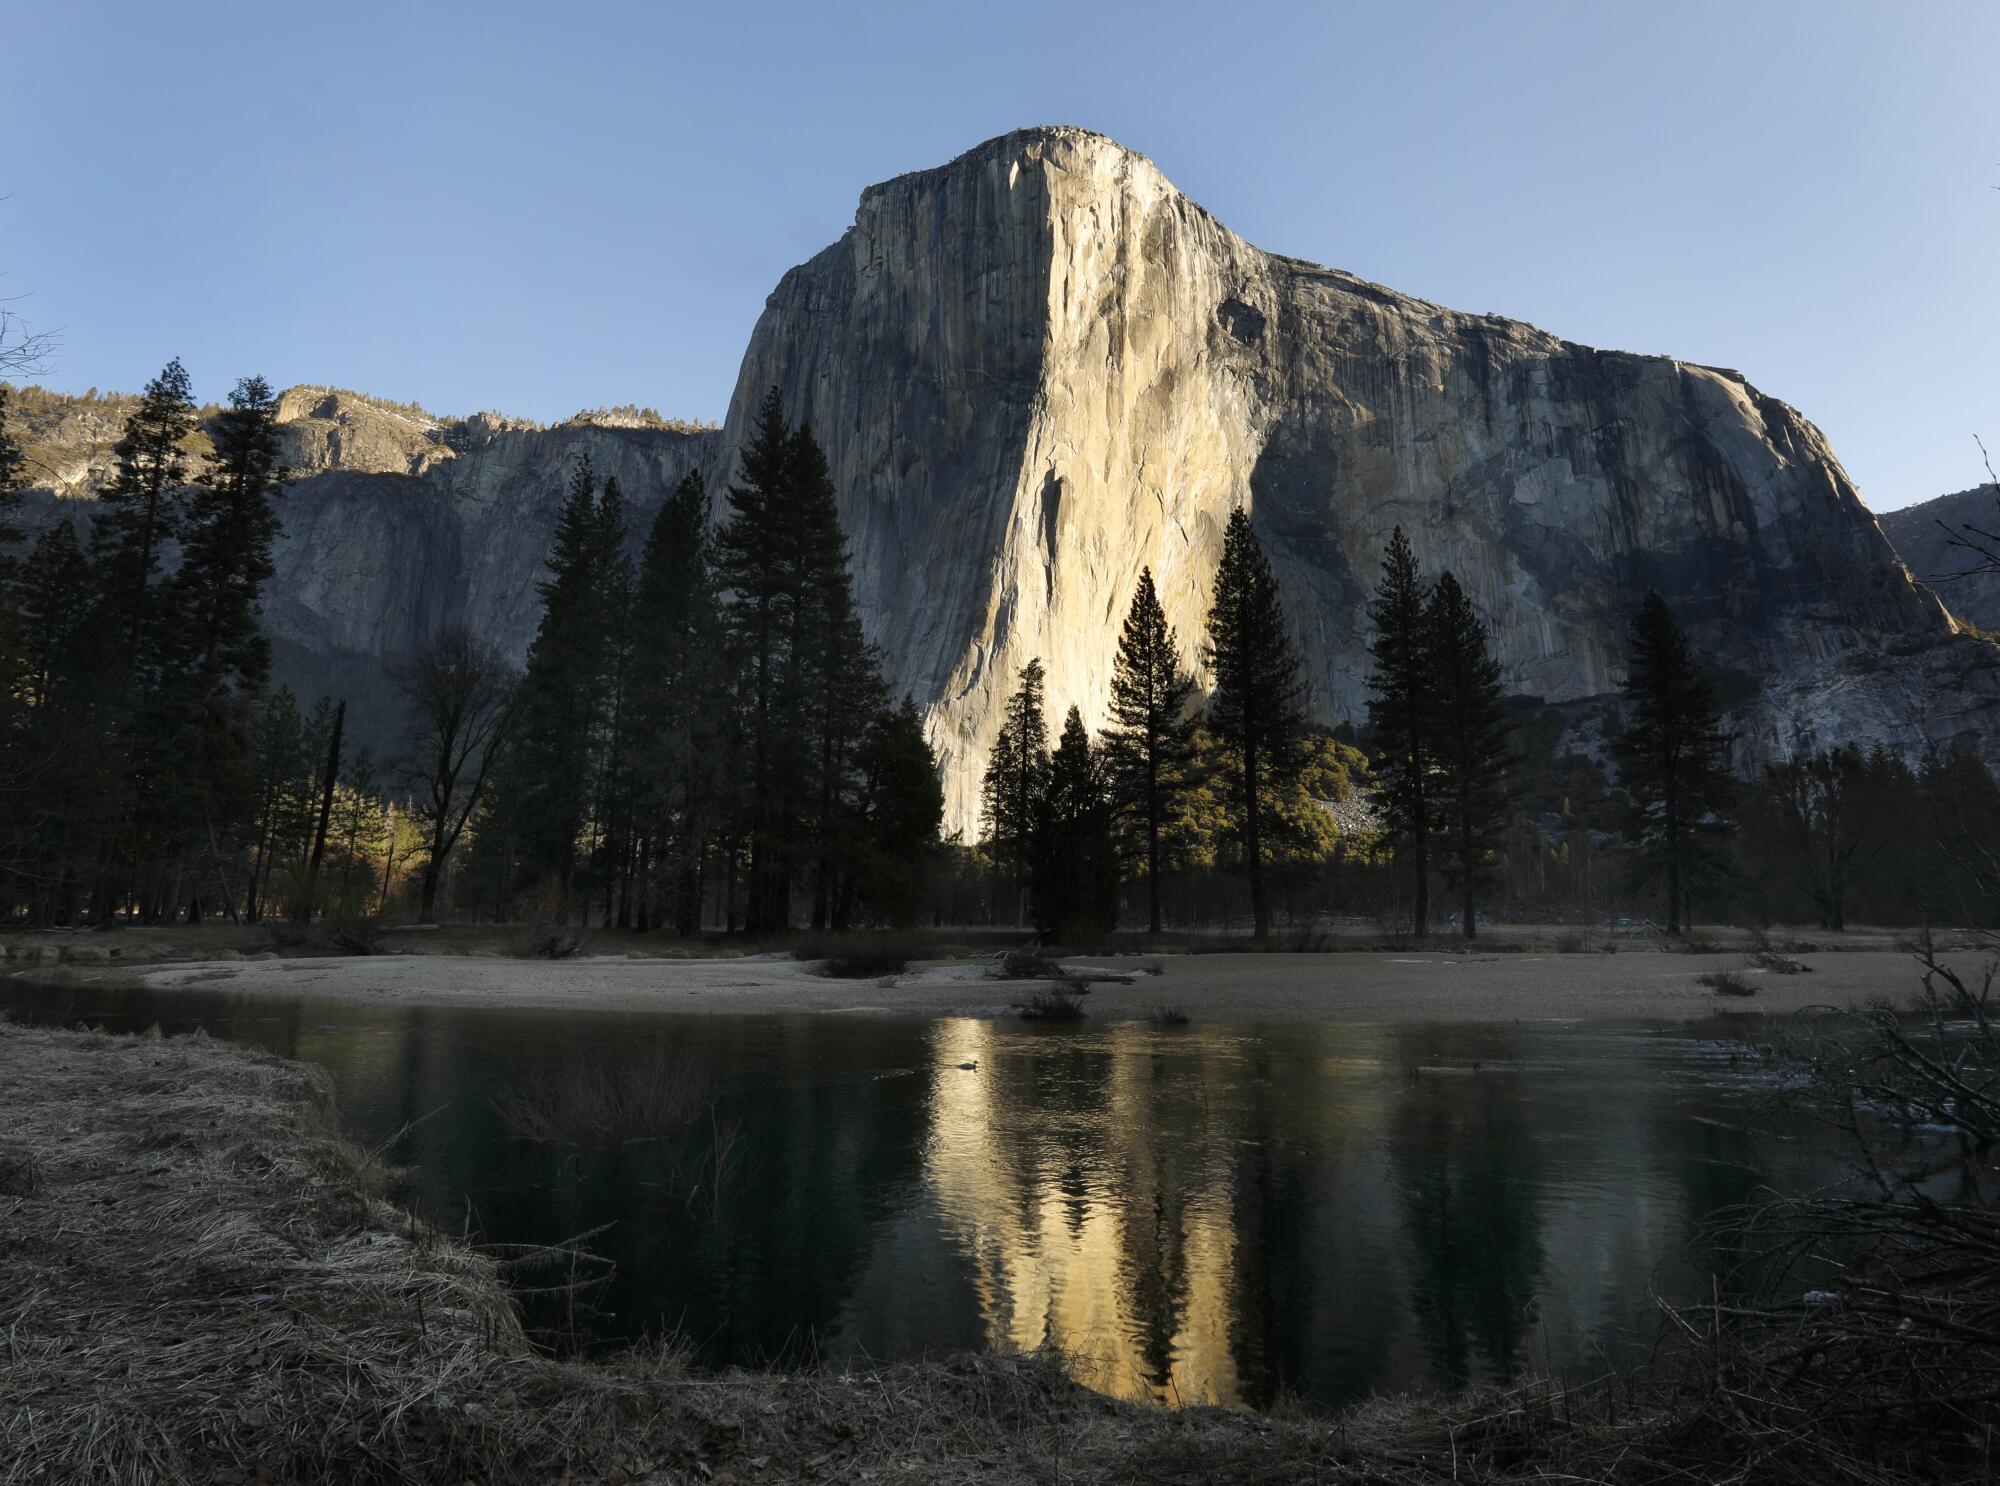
top-left (16, 126), bottom-right (1998, 827)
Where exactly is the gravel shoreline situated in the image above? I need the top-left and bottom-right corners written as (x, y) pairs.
top-left (27, 944), bottom-right (1972, 1023)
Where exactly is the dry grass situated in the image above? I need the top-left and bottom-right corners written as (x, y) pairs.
top-left (490, 1048), bottom-right (712, 1147)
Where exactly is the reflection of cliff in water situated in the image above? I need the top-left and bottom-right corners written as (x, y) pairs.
top-left (888, 1021), bottom-right (1824, 1409)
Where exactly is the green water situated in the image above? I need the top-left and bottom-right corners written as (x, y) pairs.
top-left (1, 981), bottom-right (1820, 1409)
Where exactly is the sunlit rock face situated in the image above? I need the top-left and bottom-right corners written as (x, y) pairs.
top-left (721, 125), bottom-right (1999, 830)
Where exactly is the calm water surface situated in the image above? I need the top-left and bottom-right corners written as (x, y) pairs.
top-left (2, 981), bottom-right (1822, 1409)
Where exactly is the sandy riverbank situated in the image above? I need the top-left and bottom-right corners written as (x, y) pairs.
top-left (25, 943), bottom-right (1980, 1023)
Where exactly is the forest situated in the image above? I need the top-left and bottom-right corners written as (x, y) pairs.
top-left (4, 365), bottom-right (1999, 938)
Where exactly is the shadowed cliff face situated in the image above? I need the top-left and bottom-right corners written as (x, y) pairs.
top-left (18, 389), bottom-right (719, 758)
top-left (1882, 486), bottom-right (2000, 632)
top-left (720, 125), bottom-right (1997, 830)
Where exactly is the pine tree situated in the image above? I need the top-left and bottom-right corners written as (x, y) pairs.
top-left (792, 423), bottom-right (885, 930)
top-left (1365, 526), bottom-right (1436, 936)
top-left (1203, 509), bottom-right (1304, 940)
top-left (493, 454), bottom-right (619, 915)
top-left (852, 697), bottom-right (945, 927)
top-left (179, 375), bottom-right (284, 685)
top-left (246, 687), bottom-right (306, 921)
top-left (715, 389), bottom-right (805, 933)
top-left (1611, 592), bottom-right (1735, 933)
top-left (173, 374), bottom-right (287, 902)
top-left (1424, 572), bottom-right (1517, 939)
top-left (591, 475), bottom-right (636, 925)
top-left (90, 358), bottom-right (196, 667)
top-left (13, 520), bottom-right (91, 712)
top-left (713, 393), bottom-right (887, 934)
top-left (1101, 567), bottom-right (1197, 934)
top-left (628, 471), bottom-right (724, 936)
top-left (3, 519), bottom-right (96, 917)
top-left (1036, 705), bottom-right (1121, 938)
top-left (980, 656), bottom-right (1050, 926)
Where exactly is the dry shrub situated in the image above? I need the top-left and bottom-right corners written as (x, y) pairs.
top-left (1018, 990), bottom-right (1087, 1022)
top-left (491, 1048), bottom-right (710, 1147)
top-left (511, 924), bottom-right (590, 960)
top-left (997, 945), bottom-right (1065, 980)
top-left (1699, 968), bottom-right (1757, 996)
top-left (797, 933), bottom-right (913, 979)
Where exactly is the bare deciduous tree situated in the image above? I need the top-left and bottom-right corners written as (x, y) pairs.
top-left (0, 302), bottom-right (56, 380)
top-left (389, 626), bottom-right (517, 922)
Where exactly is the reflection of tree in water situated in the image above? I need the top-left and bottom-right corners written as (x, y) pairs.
top-left (1668, 1098), bottom-right (1775, 1302)
top-left (1389, 1028), bottom-right (1547, 1387)
top-left (1116, 1053), bottom-right (1197, 1395)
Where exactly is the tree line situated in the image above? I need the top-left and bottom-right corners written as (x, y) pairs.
top-left (978, 513), bottom-right (1526, 941)
top-left (6, 367), bottom-right (1998, 936)
top-left (447, 390), bottom-right (945, 932)
top-left (978, 514), bottom-right (2000, 940)
top-left (0, 363), bottom-right (297, 923)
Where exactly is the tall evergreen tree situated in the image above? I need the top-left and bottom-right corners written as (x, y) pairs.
top-left (13, 521), bottom-right (91, 712)
top-left (1102, 567), bottom-right (1198, 934)
top-left (1203, 508), bottom-right (1304, 941)
top-left (851, 697), bottom-right (946, 928)
top-left (179, 375), bottom-right (284, 684)
top-left (1036, 705), bottom-right (1121, 939)
top-left (980, 656), bottom-right (1051, 926)
top-left (1611, 592), bottom-right (1735, 934)
top-left (590, 475), bottom-right (637, 924)
top-left (174, 374), bottom-right (287, 906)
top-left (627, 471), bottom-right (725, 935)
top-left (90, 358), bottom-right (196, 666)
top-left (713, 392), bottom-right (887, 934)
top-left (714, 390), bottom-right (807, 933)
top-left (1424, 572), bottom-right (1517, 939)
top-left (1366, 526), bottom-right (1437, 936)
top-left (792, 424), bottom-right (885, 930)
top-left (492, 454), bottom-right (621, 915)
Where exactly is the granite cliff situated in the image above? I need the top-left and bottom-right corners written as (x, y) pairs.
top-left (14, 387), bottom-right (718, 753)
top-left (723, 126), bottom-right (1999, 826)
top-left (1880, 485), bottom-right (2000, 632)
top-left (15, 125), bottom-right (1998, 830)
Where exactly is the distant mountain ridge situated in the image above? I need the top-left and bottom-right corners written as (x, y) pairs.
top-left (1879, 485), bottom-right (2000, 633)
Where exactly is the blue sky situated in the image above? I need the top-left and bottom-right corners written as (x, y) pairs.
top-left (6, 1), bottom-right (1995, 510)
